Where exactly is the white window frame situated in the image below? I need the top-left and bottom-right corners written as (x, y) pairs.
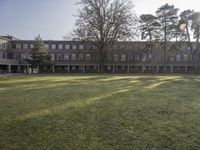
top-left (79, 45), bottom-right (84, 50)
top-left (50, 53), bottom-right (55, 61)
top-left (56, 53), bottom-right (62, 61)
top-left (78, 54), bottom-right (84, 61)
top-left (114, 54), bottom-right (119, 61)
top-left (86, 54), bottom-right (91, 61)
top-left (20, 53), bottom-right (26, 60)
top-left (23, 44), bottom-right (28, 49)
top-left (71, 54), bottom-right (76, 61)
top-left (65, 44), bottom-right (70, 49)
top-left (30, 44), bottom-right (34, 49)
top-left (64, 54), bottom-right (70, 61)
top-left (45, 44), bottom-right (49, 49)
top-left (121, 54), bottom-right (126, 61)
top-left (51, 44), bottom-right (56, 50)
top-left (183, 54), bottom-right (188, 61)
top-left (176, 54), bottom-right (181, 62)
top-left (58, 44), bottom-right (63, 50)
top-left (16, 44), bottom-right (21, 49)
top-left (72, 45), bottom-right (77, 50)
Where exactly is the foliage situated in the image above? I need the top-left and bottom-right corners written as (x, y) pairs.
top-left (26, 35), bottom-right (50, 72)
top-left (139, 14), bottom-right (160, 52)
top-left (156, 4), bottom-right (179, 42)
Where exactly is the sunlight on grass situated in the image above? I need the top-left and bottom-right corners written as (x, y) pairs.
top-left (1, 74), bottom-right (200, 149)
top-left (100, 76), bottom-right (131, 81)
top-left (18, 88), bottom-right (131, 120)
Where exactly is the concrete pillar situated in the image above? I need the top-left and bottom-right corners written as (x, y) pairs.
top-left (68, 65), bottom-right (70, 73)
top-left (112, 65), bottom-right (115, 73)
top-left (170, 66), bottom-right (174, 74)
top-left (156, 66), bottom-right (159, 73)
top-left (52, 65), bottom-right (55, 73)
top-left (142, 66), bottom-right (145, 73)
top-left (83, 65), bottom-right (85, 73)
top-left (27, 65), bottom-right (30, 74)
top-left (185, 66), bottom-right (188, 73)
top-left (127, 65), bottom-right (130, 73)
top-left (7, 64), bottom-right (11, 74)
top-left (97, 65), bottom-right (100, 73)
top-left (17, 65), bottom-right (21, 73)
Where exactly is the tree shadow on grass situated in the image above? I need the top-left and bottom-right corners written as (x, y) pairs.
top-left (1, 75), bottom-right (200, 149)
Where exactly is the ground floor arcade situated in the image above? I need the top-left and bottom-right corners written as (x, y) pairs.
top-left (48, 64), bottom-right (198, 74)
top-left (1, 64), bottom-right (199, 74)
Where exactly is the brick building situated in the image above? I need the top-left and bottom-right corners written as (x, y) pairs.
top-left (0, 36), bottom-right (199, 74)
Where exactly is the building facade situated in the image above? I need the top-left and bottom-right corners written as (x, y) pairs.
top-left (0, 36), bottom-right (199, 74)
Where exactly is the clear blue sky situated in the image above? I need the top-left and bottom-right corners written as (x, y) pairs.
top-left (0, 0), bottom-right (199, 40)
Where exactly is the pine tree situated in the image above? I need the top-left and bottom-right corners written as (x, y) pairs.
top-left (156, 4), bottom-right (179, 72)
top-left (26, 35), bottom-right (50, 73)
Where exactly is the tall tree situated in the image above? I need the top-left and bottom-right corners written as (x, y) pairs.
top-left (190, 12), bottom-right (200, 67)
top-left (156, 3), bottom-right (179, 72)
top-left (179, 10), bottom-right (194, 59)
top-left (26, 35), bottom-right (50, 73)
top-left (73, 0), bottom-right (136, 72)
top-left (139, 14), bottom-right (160, 52)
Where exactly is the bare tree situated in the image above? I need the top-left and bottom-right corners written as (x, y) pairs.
top-left (73, 0), bottom-right (137, 72)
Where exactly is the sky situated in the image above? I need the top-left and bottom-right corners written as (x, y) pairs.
top-left (0, 0), bottom-right (199, 40)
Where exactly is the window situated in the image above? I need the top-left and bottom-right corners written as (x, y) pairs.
top-left (128, 55), bottom-right (133, 61)
top-left (30, 44), bottom-right (34, 49)
top-left (7, 52), bottom-right (14, 59)
top-left (2, 53), bottom-right (6, 58)
top-left (2, 43), bottom-right (7, 49)
top-left (86, 54), bottom-right (91, 61)
top-left (72, 45), bottom-right (77, 49)
top-left (79, 45), bottom-right (84, 50)
top-left (23, 44), bottom-right (28, 49)
top-left (114, 54), bottom-right (119, 61)
top-left (58, 44), bottom-right (63, 50)
top-left (149, 54), bottom-right (152, 60)
top-left (45, 44), bottom-right (49, 49)
top-left (176, 54), bottom-right (181, 62)
top-left (51, 44), bottom-right (56, 50)
top-left (50, 53), bottom-right (55, 61)
top-left (64, 54), bottom-right (70, 61)
top-left (0, 44), bottom-right (2, 49)
top-left (20, 53), bottom-right (26, 60)
top-left (142, 55), bottom-right (147, 62)
top-left (71, 54), bottom-right (76, 61)
top-left (121, 54), bottom-right (126, 61)
top-left (170, 56), bottom-right (174, 62)
top-left (78, 54), bottom-right (84, 61)
top-left (56, 53), bottom-right (62, 61)
top-left (183, 54), bottom-right (188, 61)
top-left (65, 44), bottom-right (70, 49)
top-left (134, 54), bottom-right (140, 61)
top-left (16, 44), bottom-right (21, 49)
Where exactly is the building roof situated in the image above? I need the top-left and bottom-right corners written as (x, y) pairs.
top-left (0, 36), bottom-right (20, 41)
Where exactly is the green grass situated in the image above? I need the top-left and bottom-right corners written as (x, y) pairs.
top-left (0, 74), bottom-right (200, 150)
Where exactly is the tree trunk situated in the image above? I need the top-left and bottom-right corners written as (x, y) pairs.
top-left (163, 21), bottom-right (167, 74)
top-left (99, 53), bottom-right (105, 73)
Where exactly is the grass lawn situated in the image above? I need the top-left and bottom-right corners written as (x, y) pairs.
top-left (0, 74), bottom-right (200, 150)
